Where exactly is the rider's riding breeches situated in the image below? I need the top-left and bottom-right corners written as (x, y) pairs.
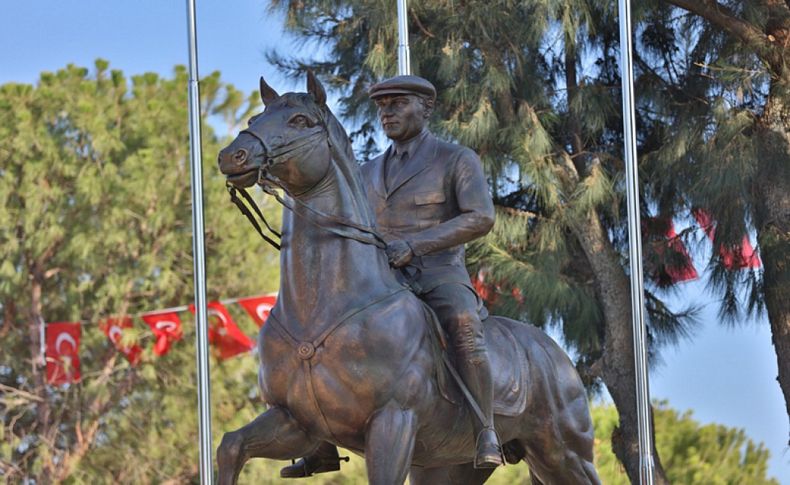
top-left (420, 283), bottom-right (488, 365)
top-left (421, 283), bottom-right (495, 430)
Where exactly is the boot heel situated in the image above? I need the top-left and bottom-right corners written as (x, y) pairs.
top-left (473, 427), bottom-right (504, 469)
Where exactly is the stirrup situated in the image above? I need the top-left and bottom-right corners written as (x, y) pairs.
top-left (473, 427), bottom-right (504, 469)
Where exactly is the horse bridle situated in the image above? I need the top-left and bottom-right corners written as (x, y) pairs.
top-left (227, 113), bottom-right (388, 252)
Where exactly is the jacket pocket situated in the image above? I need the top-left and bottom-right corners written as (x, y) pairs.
top-left (414, 191), bottom-right (446, 205)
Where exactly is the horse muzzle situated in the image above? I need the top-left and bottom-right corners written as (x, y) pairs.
top-left (218, 146), bottom-right (264, 188)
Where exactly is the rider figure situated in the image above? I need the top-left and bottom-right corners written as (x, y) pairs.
top-left (280, 75), bottom-right (502, 478)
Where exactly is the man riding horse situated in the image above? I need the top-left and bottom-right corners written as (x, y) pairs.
top-left (281, 74), bottom-right (503, 477)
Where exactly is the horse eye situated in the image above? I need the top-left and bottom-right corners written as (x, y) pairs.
top-left (289, 114), bottom-right (311, 128)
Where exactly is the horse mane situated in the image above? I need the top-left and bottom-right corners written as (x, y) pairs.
top-left (269, 92), bottom-right (375, 228)
top-left (319, 101), bottom-right (377, 228)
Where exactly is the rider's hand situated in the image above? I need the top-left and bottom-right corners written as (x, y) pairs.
top-left (386, 240), bottom-right (414, 268)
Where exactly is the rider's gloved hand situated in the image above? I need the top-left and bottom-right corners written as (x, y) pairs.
top-left (385, 239), bottom-right (414, 268)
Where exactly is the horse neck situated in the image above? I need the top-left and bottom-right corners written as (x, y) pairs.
top-left (277, 163), bottom-right (399, 330)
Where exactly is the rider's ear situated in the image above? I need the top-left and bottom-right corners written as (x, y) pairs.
top-left (306, 70), bottom-right (327, 107)
top-left (260, 76), bottom-right (279, 106)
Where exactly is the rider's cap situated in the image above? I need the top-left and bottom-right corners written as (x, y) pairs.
top-left (368, 75), bottom-right (436, 101)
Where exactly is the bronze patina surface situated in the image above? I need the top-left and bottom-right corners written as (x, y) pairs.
top-left (216, 72), bottom-right (600, 485)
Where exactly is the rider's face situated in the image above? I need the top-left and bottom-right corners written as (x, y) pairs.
top-left (375, 94), bottom-right (427, 142)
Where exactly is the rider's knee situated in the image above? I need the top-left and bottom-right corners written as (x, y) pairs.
top-left (451, 312), bottom-right (487, 363)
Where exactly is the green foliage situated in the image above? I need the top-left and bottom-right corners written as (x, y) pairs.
top-left (0, 61), bottom-right (281, 481)
top-left (594, 403), bottom-right (780, 485)
top-left (637, 1), bottom-right (790, 321)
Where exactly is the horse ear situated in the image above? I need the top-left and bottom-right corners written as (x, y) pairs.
top-left (259, 76), bottom-right (279, 106)
top-left (306, 70), bottom-right (327, 106)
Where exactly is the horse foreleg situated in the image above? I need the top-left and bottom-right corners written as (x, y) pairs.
top-left (364, 401), bottom-right (418, 485)
top-left (216, 406), bottom-right (316, 485)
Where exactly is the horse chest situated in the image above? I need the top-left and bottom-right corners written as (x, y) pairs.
top-left (257, 301), bottom-right (434, 443)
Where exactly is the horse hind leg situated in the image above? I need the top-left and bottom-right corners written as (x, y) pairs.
top-left (522, 435), bottom-right (601, 485)
top-left (216, 406), bottom-right (317, 485)
top-left (409, 464), bottom-right (496, 485)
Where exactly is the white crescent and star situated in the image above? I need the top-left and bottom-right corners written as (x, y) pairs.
top-left (155, 320), bottom-right (178, 332)
top-left (255, 303), bottom-right (273, 322)
top-left (208, 308), bottom-right (228, 327)
top-left (108, 325), bottom-right (123, 343)
top-left (55, 332), bottom-right (77, 355)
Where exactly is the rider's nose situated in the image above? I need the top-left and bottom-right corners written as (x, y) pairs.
top-left (232, 149), bottom-right (248, 165)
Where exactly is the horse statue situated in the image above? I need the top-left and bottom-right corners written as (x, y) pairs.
top-left (216, 72), bottom-right (601, 485)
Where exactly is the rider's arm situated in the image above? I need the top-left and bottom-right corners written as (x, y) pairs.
top-left (407, 148), bottom-right (495, 257)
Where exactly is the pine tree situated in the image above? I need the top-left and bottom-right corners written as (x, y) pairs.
top-left (635, 0), bottom-right (790, 438)
top-left (265, 1), bottom-right (704, 481)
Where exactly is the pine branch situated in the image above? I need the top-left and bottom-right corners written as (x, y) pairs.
top-left (757, 0), bottom-right (790, 15)
top-left (495, 204), bottom-right (537, 220)
top-left (410, 10), bottom-right (435, 38)
top-left (663, 0), bottom-right (781, 67)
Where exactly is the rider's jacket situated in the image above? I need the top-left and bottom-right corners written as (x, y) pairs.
top-left (361, 130), bottom-right (495, 294)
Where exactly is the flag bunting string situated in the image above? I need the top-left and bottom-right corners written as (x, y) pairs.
top-left (42, 293), bottom-right (278, 385)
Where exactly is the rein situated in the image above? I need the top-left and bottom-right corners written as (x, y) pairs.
top-left (226, 184), bottom-right (281, 251)
top-left (226, 176), bottom-right (387, 252)
top-left (262, 184), bottom-right (387, 250)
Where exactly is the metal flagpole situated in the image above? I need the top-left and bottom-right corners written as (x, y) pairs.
top-left (396, 0), bottom-right (410, 75)
top-left (617, 0), bottom-right (654, 483)
top-left (185, 0), bottom-right (214, 483)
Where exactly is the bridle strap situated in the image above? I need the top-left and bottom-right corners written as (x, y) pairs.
top-left (229, 108), bottom-right (386, 251)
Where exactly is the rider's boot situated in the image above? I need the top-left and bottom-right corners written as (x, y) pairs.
top-left (280, 441), bottom-right (345, 478)
top-left (458, 345), bottom-right (504, 469)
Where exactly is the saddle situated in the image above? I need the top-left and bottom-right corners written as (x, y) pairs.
top-left (421, 304), bottom-right (529, 417)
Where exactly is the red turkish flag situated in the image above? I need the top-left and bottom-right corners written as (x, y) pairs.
top-left (643, 217), bottom-right (698, 286)
top-left (189, 301), bottom-right (254, 360)
top-left (46, 322), bottom-right (81, 385)
top-left (237, 295), bottom-right (277, 328)
top-left (99, 316), bottom-right (142, 365)
top-left (141, 312), bottom-right (183, 356)
top-left (472, 269), bottom-right (497, 305)
top-left (693, 209), bottom-right (761, 270)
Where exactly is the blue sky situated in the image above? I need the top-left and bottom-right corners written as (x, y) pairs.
top-left (2, 1), bottom-right (787, 481)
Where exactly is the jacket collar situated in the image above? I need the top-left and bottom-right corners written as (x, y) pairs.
top-left (385, 131), bottom-right (438, 197)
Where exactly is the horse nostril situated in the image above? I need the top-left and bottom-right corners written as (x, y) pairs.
top-left (233, 149), bottom-right (248, 165)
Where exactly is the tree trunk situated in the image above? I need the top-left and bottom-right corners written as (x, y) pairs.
top-left (754, 78), bottom-right (790, 444)
top-left (28, 276), bottom-right (56, 480)
top-left (573, 209), bottom-right (670, 485)
top-left (761, 217), bottom-right (790, 445)
top-left (562, 33), bottom-right (668, 481)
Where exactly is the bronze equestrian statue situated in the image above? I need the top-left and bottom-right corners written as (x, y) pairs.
top-left (216, 71), bottom-right (601, 485)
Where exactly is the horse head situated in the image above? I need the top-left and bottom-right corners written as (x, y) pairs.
top-left (218, 72), bottom-right (333, 196)
top-left (219, 72), bottom-right (375, 228)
